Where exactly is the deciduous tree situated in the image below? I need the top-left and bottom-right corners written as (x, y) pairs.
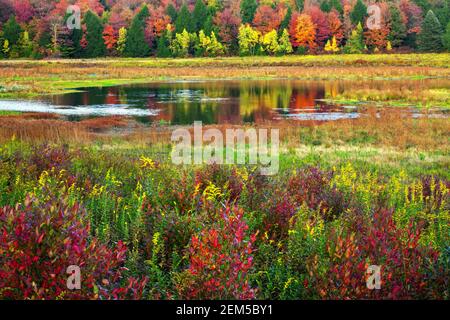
top-left (238, 24), bottom-right (261, 55)
top-left (103, 24), bottom-right (117, 51)
top-left (289, 13), bottom-right (317, 51)
top-left (328, 9), bottom-right (344, 45)
top-left (253, 5), bottom-right (283, 34)
top-left (307, 5), bottom-right (332, 47)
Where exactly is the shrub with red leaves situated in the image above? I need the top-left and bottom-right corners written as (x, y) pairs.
top-left (308, 209), bottom-right (445, 299)
top-left (29, 144), bottom-right (72, 172)
top-left (179, 205), bottom-right (256, 300)
top-left (0, 196), bottom-right (147, 300)
top-left (288, 167), bottom-right (355, 221)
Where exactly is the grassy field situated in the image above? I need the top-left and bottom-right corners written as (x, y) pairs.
top-left (0, 54), bottom-right (449, 300)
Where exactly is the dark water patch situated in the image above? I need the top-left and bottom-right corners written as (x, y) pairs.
top-left (0, 79), bottom-right (448, 125)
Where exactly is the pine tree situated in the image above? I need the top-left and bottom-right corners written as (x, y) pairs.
top-left (203, 15), bottom-right (214, 36)
top-left (295, 0), bottom-right (305, 11)
top-left (3, 15), bottom-right (22, 47)
top-left (166, 3), bottom-right (177, 22)
top-left (240, 0), bottom-right (258, 24)
top-left (330, 0), bottom-right (343, 15)
top-left (156, 27), bottom-right (172, 58)
top-left (443, 22), bottom-right (450, 51)
top-left (344, 22), bottom-right (364, 53)
top-left (278, 29), bottom-right (293, 55)
top-left (350, 0), bottom-right (367, 26)
top-left (325, 36), bottom-right (340, 53)
top-left (418, 10), bottom-right (444, 52)
top-left (432, 0), bottom-right (450, 28)
top-left (84, 10), bottom-right (106, 58)
top-left (279, 6), bottom-right (292, 35)
top-left (18, 31), bottom-right (33, 57)
top-left (175, 4), bottom-right (194, 33)
top-left (124, 6), bottom-right (150, 57)
top-left (413, 0), bottom-right (431, 14)
top-left (388, 5), bottom-right (407, 47)
top-left (320, 1), bottom-right (332, 13)
top-left (192, 0), bottom-right (208, 33)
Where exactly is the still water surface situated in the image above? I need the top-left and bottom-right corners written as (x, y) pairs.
top-left (0, 79), bottom-right (448, 124)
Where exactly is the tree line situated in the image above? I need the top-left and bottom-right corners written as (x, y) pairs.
top-left (0, 0), bottom-right (449, 59)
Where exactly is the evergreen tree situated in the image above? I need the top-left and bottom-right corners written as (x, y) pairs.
top-left (330, 0), bottom-right (343, 15)
top-left (278, 29), bottom-right (293, 54)
top-left (325, 36), bottom-right (340, 53)
top-left (3, 15), bottom-right (22, 46)
top-left (240, 0), bottom-right (258, 24)
top-left (18, 31), bottom-right (33, 57)
top-left (203, 15), bottom-right (214, 35)
top-left (443, 22), bottom-right (450, 51)
top-left (432, 0), bottom-right (450, 28)
top-left (84, 11), bottom-right (106, 58)
top-left (156, 30), bottom-right (172, 57)
top-left (413, 0), bottom-right (431, 14)
top-left (295, 0), bottom-right (305, 11)
top-left (136, 4), bottom-right (150, 22)
top-left (279, 6), bottom-right (292, 34)
top-left (344, 22), bottom-right (364, 53)
top-left (418, 10), bottom-right (444, 52)
top-left (175, 4), bottom-right (194, 33)
top-left (320, 1), bottom-right (332, 13)
top-left (388, 5), bottom-right (407, 47)
top-left (61, 12), bottom-right (83, 58)
top-left (124, 6), bottom-right (150, 57)
top-left (192, 0), bottom-right (208, 33)
top-left (350, 0), bottom-right (367, 26)
top-left (166, 3), bottom-right (177, 22)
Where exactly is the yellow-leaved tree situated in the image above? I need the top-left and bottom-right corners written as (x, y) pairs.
top-left (324, 36), bottom-right (340, 53)
top-left (260, 29), bottom-right (280, 55)
top-left (238, 24), bottom-right (261, 56)
top-left (198, 30), bottom-right (224, 56)
top-left (116, 27), bottom-right (127, 55)
top-left (278, 29), bottom-right (293, 55)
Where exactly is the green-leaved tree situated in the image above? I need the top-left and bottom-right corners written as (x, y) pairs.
top-left (418, 10), bottom-right (444, 52)
top-left (84, 10), bottom-right (106, 58)
top-left (124, 5), bottom-right (150, 57)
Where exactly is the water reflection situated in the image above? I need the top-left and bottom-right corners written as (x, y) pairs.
top-left (2, 79), bottom-right (449, 124)
top-left (47, 80), bottom-right (351, 124)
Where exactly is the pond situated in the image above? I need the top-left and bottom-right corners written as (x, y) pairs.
top-left (0, 79), bottom-right (448, 124)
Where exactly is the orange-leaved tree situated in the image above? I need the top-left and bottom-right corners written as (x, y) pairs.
top-left (289, 13), bottom-right (317, 51)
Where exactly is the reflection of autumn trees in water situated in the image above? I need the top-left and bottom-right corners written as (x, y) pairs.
top-left (151, 81), bottom-right (330, 124)
top-left (47, 79), bottom-right (450, 124)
